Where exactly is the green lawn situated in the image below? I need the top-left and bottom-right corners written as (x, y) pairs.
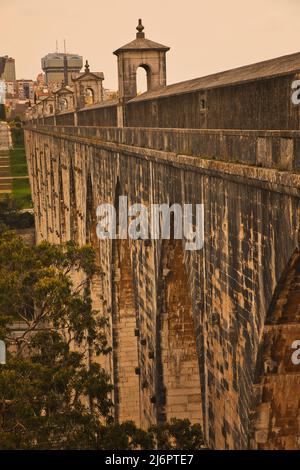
top-left (12, 178), bottom-right (32, 208)
top-left (9, 147), bottom-right (32, 208)
top-left (9, 147), bottom-right (28, 177)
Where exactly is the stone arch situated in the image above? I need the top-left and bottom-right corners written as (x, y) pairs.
top-left (84, 87), bottom-right (94, 106)
top-left (252, 250), bottom-right (300, 449)
top-left (111, 180), bottom-right (141, 425)
top-left (69, 165), bottom-right (79, 243)
top-left (58, 164), bottom-right (66, 240)
top-left (60, 97), bottom-right (68, 110)
top-left (85, 172), bottom-right (108, 374)
top-left (85, 173), bottom-right (97, 248)
top-left (136, 64), bottom-right (152, 94)
top-left (156, 237), bottom-right (203, 426)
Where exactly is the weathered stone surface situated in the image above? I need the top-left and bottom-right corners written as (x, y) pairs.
top-left (24, 123), bottom-right (300, 449)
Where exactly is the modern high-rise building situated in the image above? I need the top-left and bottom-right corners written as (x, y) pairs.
top-left (41, 53), bottom-right (83, 86)
top-left (0, 55), bottom-right (16, 84)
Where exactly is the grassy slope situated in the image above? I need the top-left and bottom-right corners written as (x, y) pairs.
top-left (9, 147), bottom-right (32, 208)
top-left (9, 147), bottom-right (28, 177)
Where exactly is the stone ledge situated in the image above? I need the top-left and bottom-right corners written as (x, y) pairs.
top-left (25, 128), bottom-right (300, 197)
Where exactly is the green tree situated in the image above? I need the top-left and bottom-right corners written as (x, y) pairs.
top-left (0, 227), bottom-right (112, 449)
top-left (149, 419), bottom-right (206, 450)
top-left (0, 195), bottom-right (34, 229)
top-left (0, 227), bottom-right (206, 450)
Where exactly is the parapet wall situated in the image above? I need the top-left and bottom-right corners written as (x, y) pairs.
top-left (35, 71), bottom-right (300, 130)
top-left (33, 125), bottom-right (300, 173)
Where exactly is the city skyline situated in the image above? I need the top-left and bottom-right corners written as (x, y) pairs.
top-left (1, 0), bottom-right (300, 90)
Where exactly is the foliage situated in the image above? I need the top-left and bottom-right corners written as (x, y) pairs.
top-left (0, 333), bottom-right (113, 449)
top-left (0, 228), bottom-right (207, 450)
top-left (89, 419), bottom-right (206, 450)
top-left (9, 147), bottom-right (28, 177)
top-left (0, 228), bottom-right (113, 449)
top-left (0, 228), bottom-right (106, 348)
top-left (149, 419), bottom-right (206, 449)
top-left (0, 195), bottom-right (34, 229)
top-left (10, 127), bottom-right (24, 147)
top-left (12, 178), bottom-right (32, 208)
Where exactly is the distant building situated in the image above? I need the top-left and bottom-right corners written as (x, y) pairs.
top-left (104, 88), bottom-right (118, 100)
top-left (17, 80), bottom-right (35, 101)
top-left (0, 56), bottom-right (16, 84)
top-left (41, 52), bottom-right (83, 86)
top-left (5, 81), bottom-right (15, 97)
top-left (36, 73), bottom-right (46, 85)
top-left (34, 85), bottom-right (50, 101)
top-left (71, 60), bottom-right (104, 108)
top-left (0, 80), bottom-right (5, 105)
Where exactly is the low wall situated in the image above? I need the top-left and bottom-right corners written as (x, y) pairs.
top-left (32, 125), bottom-right (300, 172)
top-left (77, 103), bottom-right (117, 126)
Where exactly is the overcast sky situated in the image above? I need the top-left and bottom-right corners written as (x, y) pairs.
top-left (1, 0), bottom-right (300, 90)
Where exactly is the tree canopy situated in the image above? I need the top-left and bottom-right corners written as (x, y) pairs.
top-left (0, 226), bottom-right (206, 449)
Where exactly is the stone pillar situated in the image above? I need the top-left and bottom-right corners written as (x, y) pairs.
top-left (117, 102), bottom-right (125, 127)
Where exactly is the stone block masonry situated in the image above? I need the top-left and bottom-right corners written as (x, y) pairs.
top-left (24, 21), bottom-right (300, 449)
top-left (24, 124), bottom-right (300, 449)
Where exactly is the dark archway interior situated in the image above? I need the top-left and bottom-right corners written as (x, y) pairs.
top-left (253, 251), bottom-right (300, 449)
top-left (111, 182), bottom-right (141, 424)
top-left (156, 237), bottom-right (203, 426)
top-left (136, 64), bottom-right (151, 94)
top-left (69, 164), bottom-right (78, 243)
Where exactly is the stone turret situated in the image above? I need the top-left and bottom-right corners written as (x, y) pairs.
top-left (72, 60), bottom-right (104, 110)
top-left (52, 82), bottom-right (74, 113)
top-left (114, 19), bottom-right (170, 103)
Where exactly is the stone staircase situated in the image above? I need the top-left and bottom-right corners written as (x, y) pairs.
top-left (0, 121), bottom-right (13, 197)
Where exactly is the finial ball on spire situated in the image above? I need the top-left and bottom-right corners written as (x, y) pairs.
top-left (136, 19), bottom-right (145, 38)
top-left (85, 60), bottom-right (90, 73)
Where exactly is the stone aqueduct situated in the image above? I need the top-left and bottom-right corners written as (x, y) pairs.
top-left (25, 22), bottom-right (300, 449)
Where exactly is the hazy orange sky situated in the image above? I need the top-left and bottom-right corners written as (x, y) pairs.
top-left (1, 0), bottom-right (300, 90)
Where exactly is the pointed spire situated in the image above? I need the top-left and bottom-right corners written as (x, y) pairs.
top-left (85, 60), bottom-right (90, 73)
top-left (136, 19), bottom-right (145, 38)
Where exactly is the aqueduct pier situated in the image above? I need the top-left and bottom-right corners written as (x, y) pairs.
top-left (25, 22), bottom-right (300, 449)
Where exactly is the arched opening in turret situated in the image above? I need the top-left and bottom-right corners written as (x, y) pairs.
top-left (84, 88), bottom-right (94, 106)
top-left (252, 250), bottom-right (300, 450)
top-left (111, 181), bottom-right (141, 425)
top-left (60, 97), bottom-right (68, 110)
top-left (156, 237), bottom-right (203, 426)
top-left (136, 65), bottom-right (151, 95)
